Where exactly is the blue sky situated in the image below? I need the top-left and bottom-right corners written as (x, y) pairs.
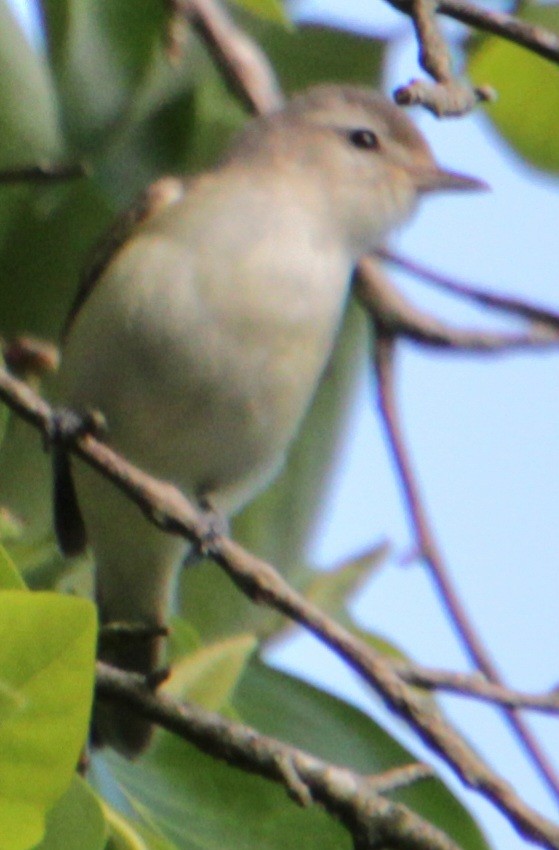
top-left (7, 1), bottom-right (559, 848)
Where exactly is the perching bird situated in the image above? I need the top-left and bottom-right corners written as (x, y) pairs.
top-left (56, 85), bottom-right (485, 757)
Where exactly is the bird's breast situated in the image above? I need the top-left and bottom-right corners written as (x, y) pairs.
top-left (61, 208), bottom-right (353, 512)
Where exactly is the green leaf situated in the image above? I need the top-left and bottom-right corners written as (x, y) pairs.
top-left (0, 542), bottom-right (26, 589)
top-left (0, 592), bottom-right (97, 850)
top-left (0, 356), bottom-right (9, 449)
top-left (104, 805), bottom-right (150, 850)
top-left (468, 5), bottom-right (559, 173)
top-left (244, 19), bottom-right (385, 92)
top-left (106, 737), bottom-right (348, 850)
top-left (0, 0), bottom-right (62, 163)
top-left (163, 633), bottom-right (257, 709)
top-left (104, 661), bottom-right (488, 850)
top-left (0, 402), bottom-right (8, 451)
top-left (166, 616), bottom-right (202, 660)
top-left (0, 0), bottom-right (63, 303)
top-left (303, 542), bottom-right (390, 618)
top-left (0, 508), bottom-right (24, 543)
top-left (8, 534), bottom-right (59, 573)
top-left (0, 184), bottom-right (113, 546)
top-left (41, 0), bottom-right (167, 152)
top-left (262, 543), bottom-right (392, 646)
top-left (35, 776), bottom-right (108, 850)
top-left (230, 0), bottom-right (290, 26)
top-left (235, 661), bottom-right (491, 850)
top-left (104, 800), bottom-right (178, 850)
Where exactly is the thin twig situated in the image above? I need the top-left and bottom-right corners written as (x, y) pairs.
top-left (354, 256), bottom-right (559, 352)
top-left (389, 0), bottom-right (494, 116)
top-left (412, 0), bottom-right (453, 81)
top-left (369, 762), bottom-right (438, 793)
top-left (366, 310), bottom-right (559, 808)
top-left (385, 0), bottom-right (559, 65)
top-left (167, 0), bottom-right (558, 126)
top-left (377, 248), bottom-right (559, 332)
top-left (394, 78), bottom-right (494, 116)
top-left (396, 664), bottom-right (559, 714)
top-left (1, 367), bottom-right (558, 848)
top-left (167, 0), bottom-right (283, 115)
top-left (96, 661), bottom-right (460, 850)
top-left (2, 336), bottom-right (60, 378)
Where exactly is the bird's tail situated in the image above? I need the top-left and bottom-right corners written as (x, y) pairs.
top-left (72, 462), bottom-right (187, 758)
top-left (93, 619), bottom-right (167, 757)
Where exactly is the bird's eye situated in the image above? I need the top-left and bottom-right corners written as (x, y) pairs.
top-left (348, 129), bottom-right (379, 150)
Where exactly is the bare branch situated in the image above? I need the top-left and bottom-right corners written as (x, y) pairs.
top-left (376, 248), bottom-right (559, 332)
top-left (354, 256), bottom-right (559, 352)
top-left (391, 0), bottom-right (494, 116)
top-left (394, 79), bottom-right (493, 117)
top-left (2, 336), bottom-right (60, 378)
top-left (396, 664), bottom-right (559, 714)
top-left (97, 661), bottom-right (461, 850)
top-left (1, 366), bottom-right (559, 847)
top-left (385, 0), bottom-right (559, 66)
top-left (167, 0), bottom-right (283, 115)
top-left (362, 293), bottom-right (559, 809)
top-left (165, 0), bottom-right (558, 127)
top-left (369, 762), bottom-right (438, 793)
top-left (411, 0), bottom-right (454, 80)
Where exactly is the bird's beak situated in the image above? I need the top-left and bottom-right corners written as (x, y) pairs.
top-left (412, 165), bottom-right (490, 194)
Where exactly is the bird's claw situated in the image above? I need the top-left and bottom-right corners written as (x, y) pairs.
top-left (196, 496), bottom-right (229, 557)
top-left (45, 406), bottom-right (107, 451)
top-left (99, 621), bottom-right (169, 644)
top-left (146, 666), bottom-right (171, 689)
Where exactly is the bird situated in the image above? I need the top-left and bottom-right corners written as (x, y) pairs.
top-left (55, 84), bottom-right (486, 757)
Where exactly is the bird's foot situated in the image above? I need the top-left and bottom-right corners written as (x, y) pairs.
top-left (98, 621), bottom-right (171, 691)
top-left (146, 666), bottom-right (171, 689)
top-left (45, 406), bottom-right (107, 451)
top-left (98, 621), bottom-right (170, 644)
top-left (195, 495), bottom-right (229, 557)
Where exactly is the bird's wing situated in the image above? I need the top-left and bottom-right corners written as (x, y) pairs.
top-left (55, 176), bottom-right (186, 557)
top-left (61, 176), bottom-right (186, 339)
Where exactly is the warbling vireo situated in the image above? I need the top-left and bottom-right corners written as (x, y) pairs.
top-left (56, 85), bottom-right (485, 756)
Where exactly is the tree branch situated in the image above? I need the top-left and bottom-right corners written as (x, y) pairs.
top-left (392, 0), bottom-right (494, 116)
top-left (1, 335), bottom-right (60, 378)
top-left (166, 0), bottom-right (283, 115)
top-left (97, 661), bottom-right (461, 850)
top-left (354, 256), bottom-right (559, 353)
top-left (164, 0), bottom-right (558, 128)
top-left (1, 366), bottom-right (558, 848)
top-left (376, 248), bottom-right (559, 332)
top-left (385, 0), bottom-right (559, 66)
top-left (358, 279), bottom-right (559, 809)
top-left (396, 664), bottom-right (559, 714)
